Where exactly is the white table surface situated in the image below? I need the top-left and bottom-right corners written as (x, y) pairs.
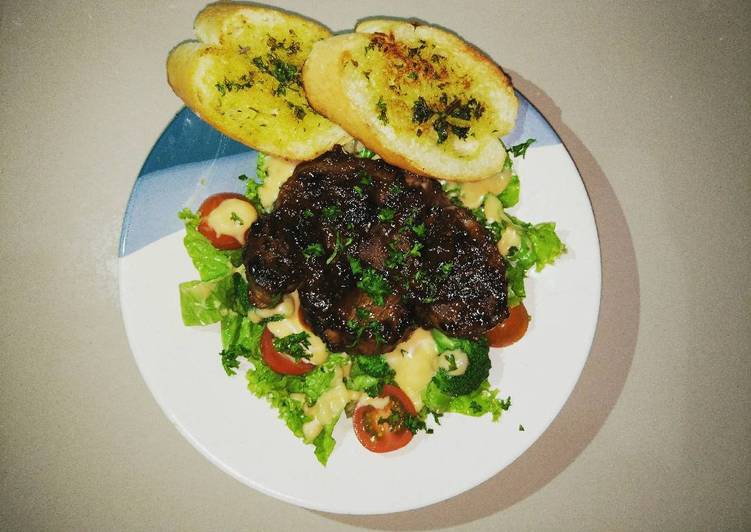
top-left (1, 1), bottom-right (749, 530)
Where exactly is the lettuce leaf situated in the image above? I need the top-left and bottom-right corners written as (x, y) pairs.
top-left (179, 276), bottom-right (234, 326)
top-left (498, 173), bottom-right (520, 208)
top-left (243, 338), bottom-right (347, 464)
top-left (313, 415), bottom-right (339, 466)
top-left (504, 216), bottom-right (566, 306)
top-left (423, 381), bottom-right (510, 421)
top-left (178, 208), bottom-right (239, 281)
top-left (301, 354), bottom-right (348, 404)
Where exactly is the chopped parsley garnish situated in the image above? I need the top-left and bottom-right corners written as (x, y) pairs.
top-left (408, 241), bottom-right (423, 257)
top-left (266, 35), bottom-right (301, 56)
top-left (440, 262), bottom-right (454, 275)
top-left (322, 205), bottom-right (341, 220)
top-left (326, 232), bottom-right (352, 265)
top-left (433, 116), bottom-right (449, 144)
top-left (450, 97), bottom-right (485, 120)
top-left (358, 170), bottom-right (373, 186)
top-left (346, 308), bottom-right (386, 347)
top-left (303, 208), bottom-right (314, 218)
top-left (376, 96), bottom-right (388, 124)
top-left (252, 54), bottom-right (300, 96)
top-left (229, 211), bottom-right (244, 225)
top-left (508, 138), bottom-right (536, 159)
top-left (518, 424), bottom-right (525, 431)
top-left (272, 332), bottom-right (311, 360)
top-left (412, 94), bottom-right (484, 144)
top-left (412, 96), bottom-right (434, 124)
top-left (356, 147), bottom-right (376, 159)
top-left (378, 208), bottom-right (395, 222)
top-left (348, 257), bottom-right (391, 306)
top-left (409, 221), bottom-right (426, 237)
top-left (385, 243), bottom-right (407, 269)
top-left (303, 243), bottom-right (324, 258)
top-left (214, 74), bottom-right (254, 96)
top-left (286, 101), bottom-right (306, 120)
top-left (500, 396), bottom-right (512, 410)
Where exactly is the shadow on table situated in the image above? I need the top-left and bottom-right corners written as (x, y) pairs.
top-left (317, 71), bottom-right (640, 530)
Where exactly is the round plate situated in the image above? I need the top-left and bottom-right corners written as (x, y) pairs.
top-left (119, 93), bottom-right (601, 514)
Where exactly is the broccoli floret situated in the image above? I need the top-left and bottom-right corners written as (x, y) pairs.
top-left (430, 330), bottom-right (491, 396)
top-left (352, 354), bottom-right (394, 378)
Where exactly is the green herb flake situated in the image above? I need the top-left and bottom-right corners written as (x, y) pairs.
top-left (378, 208), bottom-right (395, 222)
top-left (356, 148), bottom-right (376, 159)
top-left (303, 243), bottom-right (324, 258)
top-left (376, 96), bottom-right (389, 124)
top-left (229, 211), bottom-right (244, 225)
top-left (408, 241), bottom-right (423, 257)
top-left (348, 257), bottom-right (391, 306)
top-left (326, 232), bottom-right (352, 265)
top-left (322, 205), bottom-right (340, 220)
top-left (508, 138), bottom-right (536, 159)
top-left (252, 54), bottom-right (300, 96)
top-left (412, 96), bottom-right (434, 124)
top-left (272, 332), bottom-right (311, 360)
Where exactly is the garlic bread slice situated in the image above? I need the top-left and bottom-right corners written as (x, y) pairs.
top-left (167, 3), bottom-right (346, 161)
top-left (303, 20), bottom-right (518, 181)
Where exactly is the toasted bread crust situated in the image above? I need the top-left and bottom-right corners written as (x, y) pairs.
top-left (167, 3), bottom-right (346, 161)
top-left (303, 20), bottom-right (517, 181)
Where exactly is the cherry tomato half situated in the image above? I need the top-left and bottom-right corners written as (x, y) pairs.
top-left (485, 303), bottom-right (530, 347)
top-left (260, 327), bottom-right (315, 375)
top-left (353, 384), bottom-right (417, 453)
top-left (197, 192), bottom-right (255, 250)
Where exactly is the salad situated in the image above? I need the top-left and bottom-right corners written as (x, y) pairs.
top-left (177, 139), bottom-right (565, 465)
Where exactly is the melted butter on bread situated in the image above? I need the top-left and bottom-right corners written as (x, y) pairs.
top-left (303, 20), bottom-right (518, 181)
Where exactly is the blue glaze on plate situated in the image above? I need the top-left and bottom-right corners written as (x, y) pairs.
top-left (119, 92), bottom-right (560, 257)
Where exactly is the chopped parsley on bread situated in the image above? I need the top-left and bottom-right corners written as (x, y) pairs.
top-left (167, 3), bottom-right (347, 161)
top-left (302, 19), bottom-right (518, 181)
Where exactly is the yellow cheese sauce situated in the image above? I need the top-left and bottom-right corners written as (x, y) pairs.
top-left (498, 225), bottom-right (521, 257)
top-left (248, 291), bottom-right (329, 366)
top-left (301, 371), bottom-right (393, 441)
top-left (384, 328), bottom-right (440, 411)
top-left (455, 163), bottom-right (513, 209)
top-left (206, 198), bottom-right (257, 245)
top-left (258, 155), bottom-right (298, 210)
top-left (302, 366), bottom-right (359, 441)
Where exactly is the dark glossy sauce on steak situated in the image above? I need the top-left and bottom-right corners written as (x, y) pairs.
top-left (243, 148), bottom-right (508, 355)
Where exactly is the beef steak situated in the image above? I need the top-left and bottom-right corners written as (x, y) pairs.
top-left (243, 147), bottom-right (508, 355)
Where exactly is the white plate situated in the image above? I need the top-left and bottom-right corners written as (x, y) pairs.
top-left (119, 94), bottom-right (601, 514)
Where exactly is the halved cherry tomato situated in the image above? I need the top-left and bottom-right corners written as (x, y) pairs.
top-left (486, 303), bottom-right (530, 347)
top-left (353, 384), bottom-right (417, 453)
top-left (260, 327), bottom-right (315, 375)
top-left (197, 192), bottom-right (255, 250)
